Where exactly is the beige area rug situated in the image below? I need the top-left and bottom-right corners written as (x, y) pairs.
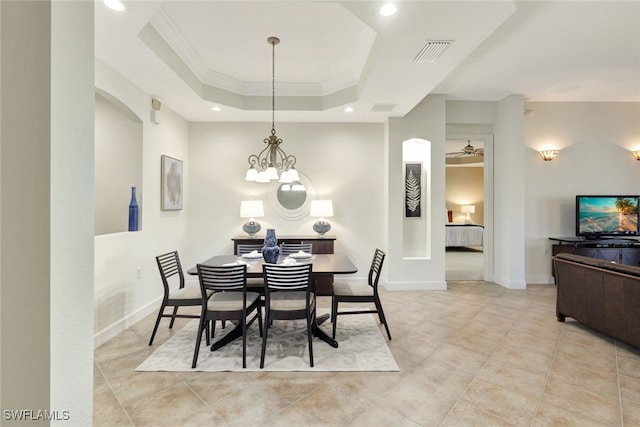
top-left (136, 313), bottom-right (399, 372)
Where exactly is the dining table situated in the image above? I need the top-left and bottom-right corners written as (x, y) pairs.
top-left (187, 253), bottom-right (358, 349)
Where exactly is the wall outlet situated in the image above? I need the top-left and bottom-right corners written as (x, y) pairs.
top-left (136, 268), bottom-right (142, 279)
top-left (544, 247), bottom-right (550, 255)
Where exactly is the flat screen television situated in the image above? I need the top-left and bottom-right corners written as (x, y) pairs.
top-left (576, 195), bottom-right (640, 238)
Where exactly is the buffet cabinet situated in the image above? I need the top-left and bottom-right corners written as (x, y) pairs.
top-left (550, 237), bottom-right (640, 277)
top-left (231, 235), bottom-right (336, 295)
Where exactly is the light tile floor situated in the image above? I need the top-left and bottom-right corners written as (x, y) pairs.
top-left (94, 281), bottom-right (640, 426)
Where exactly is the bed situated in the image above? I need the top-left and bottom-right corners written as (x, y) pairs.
top-left (446, 224), bottom-right (484, 247)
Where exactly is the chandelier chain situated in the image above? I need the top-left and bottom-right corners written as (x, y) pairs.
top-left (271, 37), bottom-right (276, 136)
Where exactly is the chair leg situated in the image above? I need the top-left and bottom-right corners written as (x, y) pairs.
top-left (205, 321), bottom-right (211, 346)
top-left (260, 311), bottom-right (270, 369)
top-left (191, 316), bottom-right (207, 369)
top-left (242, 317), bottom-right (247, 369)
top-left (168, 306), bottom-right (179, 329)
top-left (331, 297), bottom-right (338, 339)
top-left (148, 304), bottom-right (166, 346)
top-left (375, 298), bottom-right (391, 340)
top-left (306, 313), bottom-right (314, 368)
top-left (257, 305), bottom-right (264, 338)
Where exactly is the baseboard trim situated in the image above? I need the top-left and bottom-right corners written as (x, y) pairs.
top-left (93, 296), bottom-right (161, 348)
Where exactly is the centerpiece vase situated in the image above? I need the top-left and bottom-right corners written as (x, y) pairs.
top-left (261, 229), bottom-right (280, 263)
top-left (128, 186), bottom-right (139, 232)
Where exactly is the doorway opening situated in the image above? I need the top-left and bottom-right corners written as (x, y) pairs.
top-left (445, 135), bottom-right (493, 281)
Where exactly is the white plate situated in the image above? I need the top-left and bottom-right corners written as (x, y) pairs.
top-left (289, 252), bottom-right (312, 259)
top-left (241, 252), bottom-right (262, 259)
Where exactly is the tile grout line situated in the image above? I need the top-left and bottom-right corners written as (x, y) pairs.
top-left (615, 341), bottom-right (624, 427)
top-left (94, 361), bottom-right (136, 427)
top-left (529, 320), bottom-right (565, 427)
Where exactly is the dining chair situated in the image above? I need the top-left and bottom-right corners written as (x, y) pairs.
top-left (280, 242), bottom-right (313, 256)
top-left (192, 263), bottom-right (262, 369)
top-left (236, 243), bottom-right (266, 293)
top-left (261, 263), bottom-right (315, 368)
top-left (149, 251), bottom-right (203, 346)
top-left (236, 243), bottom-right (263, 255)
top-left (331, 248), bottom-right (391, 340)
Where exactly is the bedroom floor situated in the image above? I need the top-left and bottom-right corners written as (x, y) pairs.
top-left (445, 246), bottom-right (483, 281)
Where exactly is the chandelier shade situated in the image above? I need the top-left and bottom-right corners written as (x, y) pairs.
top-left (245, 36), bottom-right (302, 189)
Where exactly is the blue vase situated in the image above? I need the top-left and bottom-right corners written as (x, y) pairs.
top-left (128, 186), bottom-right (139, 232)
top-left (261, 229), bottom-right (280, 263)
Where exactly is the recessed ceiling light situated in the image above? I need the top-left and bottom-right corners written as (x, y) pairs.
top-left (379, 3), bottom-right (397, 17)
top-left (211, 106), bottom-right (221, 112)
top-left (344, 106), bottom-right (354, 113)
top-left (104, 0), bottom-right (125, 12)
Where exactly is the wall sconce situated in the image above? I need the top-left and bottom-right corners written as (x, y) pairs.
top-left (461, 205), bottom-right (475, 224)
top-left (539, 150), bottom-right (559, 161)
top-left (310, 200), bottom-right (333, 237)
top-left (632, 151), bottom-right (640, 161)
top-left (240, 200), bottom-right (264, 238)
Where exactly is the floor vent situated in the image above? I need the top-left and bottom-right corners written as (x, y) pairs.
top-left (413, 40), bottom-right (452, 63)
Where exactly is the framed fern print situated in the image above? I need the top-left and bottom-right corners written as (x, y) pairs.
top-left (404, 162), bottom-right (422, 218)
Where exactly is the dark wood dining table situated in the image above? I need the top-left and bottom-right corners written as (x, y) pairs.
top-left (187, 253), bottom-right (358, 349)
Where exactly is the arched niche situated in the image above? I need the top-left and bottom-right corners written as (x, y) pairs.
top-left (402, 138), bottom-right (431, 258)
top-left (94, 89), bottom-right (143, 235)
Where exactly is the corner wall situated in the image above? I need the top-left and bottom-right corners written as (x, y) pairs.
top-left (524, 102), bottom-right (640, 283)
top-left (387, 95), bottom-right (448, 290)
top-left (94, 60), bottom-right (191, 346)
top-left (186, 122), bottom-right (385, 283)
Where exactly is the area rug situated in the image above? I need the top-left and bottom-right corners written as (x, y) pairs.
top-left (136, 313), bottom-right (399, 372)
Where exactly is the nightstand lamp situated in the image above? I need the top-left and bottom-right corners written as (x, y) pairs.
top-left (310, 200), bottom-right (333, 237)
top-left (461, 205), bottom-right (475, 224)
top-left (240, 200), bottom-right (264, 238)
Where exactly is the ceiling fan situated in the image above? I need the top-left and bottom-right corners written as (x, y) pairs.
top-left (446, 140), bottom-right (484, 157)
top-left (446, 140), bottom-right (484, 165)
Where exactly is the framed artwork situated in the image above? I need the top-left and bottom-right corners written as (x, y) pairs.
top-left (161, 155), bottom-right (183, 210)
top-left (404, 162), bottom-right (422, 218)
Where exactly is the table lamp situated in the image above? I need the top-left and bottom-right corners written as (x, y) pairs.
top-left (240, 200), bottom-right (264, 238)
top-left (461, 205), bottom-right (475, 224)
top-left (310, 200), bottom-right (333, 237)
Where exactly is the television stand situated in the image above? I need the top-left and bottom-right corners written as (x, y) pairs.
top-left (549, 237), bottom-right (640, 276)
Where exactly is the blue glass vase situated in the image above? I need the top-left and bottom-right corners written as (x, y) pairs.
top-left (128, 186), bottom-right (139, 232)
top-left (261, 229), bottom-right (280, 263)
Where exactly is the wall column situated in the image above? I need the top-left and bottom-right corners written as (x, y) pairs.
top-left (0, 1), bottom-right (95, 425)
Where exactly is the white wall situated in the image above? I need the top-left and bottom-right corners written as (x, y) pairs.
top-left (1, 2), bottom-right (95, 424)
top-left (524, 102), bottom-right (640, 284)
top-left (388, 95), bottom-right (448, 290)
top-left (95, 93), bottom-right (143, 235)
top-left (186, 122), bottom-right (385, 284)
top-left (446, 167), bottom-right (484, 225)
top-left (94, 60), bottom-right (191, 346)
top-left (493, 95), bottom-right (526, 289)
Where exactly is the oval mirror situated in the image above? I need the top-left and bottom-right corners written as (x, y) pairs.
top-left (269, 173), bottom-right (314, 220)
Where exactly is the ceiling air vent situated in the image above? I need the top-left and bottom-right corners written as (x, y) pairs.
top-left (413, 40), bottom-right (452, 63)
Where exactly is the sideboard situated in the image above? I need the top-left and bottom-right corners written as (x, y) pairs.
top-left (549, 236), bottom-right (640, 277)
top-left (231, 235), bottom-right (336, 295)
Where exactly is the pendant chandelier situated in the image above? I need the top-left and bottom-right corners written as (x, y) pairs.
top-left (245, 36), bottom-right (303, 189)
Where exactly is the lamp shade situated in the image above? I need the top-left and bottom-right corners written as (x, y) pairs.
top-left (240, 200), bottom-right (264, 218)
top-left (310, 200), bottom-right (334, 218)
top-left (461, 205), bottom-right (475, 214)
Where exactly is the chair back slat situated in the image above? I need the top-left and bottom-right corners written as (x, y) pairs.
top-left (197, 264), bottom-right (247, 292)
top-left (368, 249), bottom-right (386, 290)
top-left (156, 251), bottom-right (184, 291)
top-left (263, 263), bottom-right (312, 290)
top-left (280, 243), bottom-right (313, 256)
top-left (236, 244), bottom-right (263, 255)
